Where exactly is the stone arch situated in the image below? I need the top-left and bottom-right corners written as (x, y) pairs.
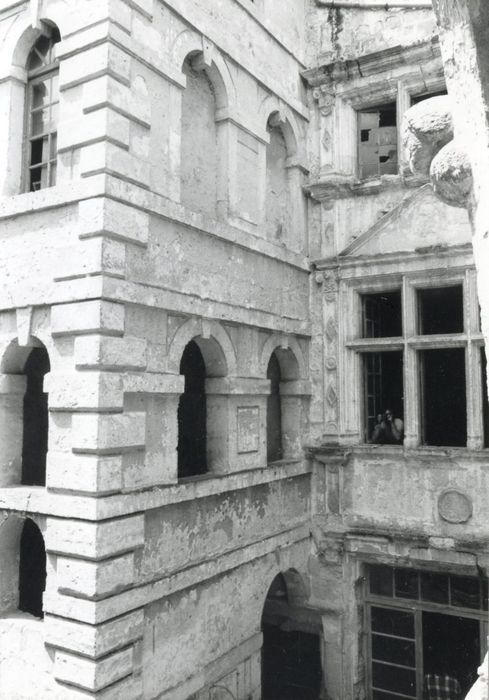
top-left (0, 512), bottom-right (46, 618)
top-left (259, 335), bottom-right (306, 380)
top-left (168, 318), bottom-right (237, 377)
top-left (0, 337), bottom-right (51, 487)
top-left (4, 16), bottom-right (64, 72)
top-left (261, 568), bottom-right (322, 699)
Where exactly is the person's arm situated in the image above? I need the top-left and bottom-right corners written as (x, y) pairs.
top-left (389, 417), bottom-right (404, 442)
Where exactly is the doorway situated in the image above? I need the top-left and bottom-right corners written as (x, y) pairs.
top-left (261, 573), bottom-right (322, 700)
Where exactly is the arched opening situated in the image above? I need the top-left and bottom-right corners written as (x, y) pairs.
top-left (267, 352), bottom-right (283, 462)
top-left (22, 346), bottom-right (50, 486)
top-left (178, 340), bottom-right (207, 478)
top-left (261, 572), bottom-right (322, 700)
top-left (181, 54), bottom-right (218, 217)
top-left (266, 114), bottom-right (289, 242)
top-left (18, 518), bottom-right (46, 618)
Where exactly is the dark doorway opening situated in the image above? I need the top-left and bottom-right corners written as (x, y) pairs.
top-left (262, 574), bottom-right (322, 700)
top-left (177, 340), bottom-right (207, 478)
top-left (423, 611), bottom-right (480, 697)
top-left (267, 353), bottom-right (283, 462)
top-left (22, 346), bottom-right (50, 486)
top-left (18, 518), bottom-right (46, 618)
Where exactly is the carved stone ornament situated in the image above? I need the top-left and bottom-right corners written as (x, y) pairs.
top-left (312, 85), bottom-right (336, 117)
top-left (438, 489), bottom-right (473, 524)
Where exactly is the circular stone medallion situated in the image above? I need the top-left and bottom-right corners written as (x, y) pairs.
top-left (438, 489), bottom-right (473, 524)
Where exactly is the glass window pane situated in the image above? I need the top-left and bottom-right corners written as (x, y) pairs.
top-left (50, 103), bottom-right (58, 130)
top-left (370, 566), bottom-right (394, 597)
top-left (49, 163), bottom-right (57, 187)
top-left (421, 572), bottom-right (449, 605)
top-left (395, 569), bottom-right (419, 600)
top-left (372, 634), bottom-right (415, 666)
top-left (371, 607), bottom-right (415, 638)
top-left (50, 133), bottom-right (57, 160)
top-left (418, 285), bottom-right (464, 335)
top-left (365, 351), bottom-right (404, 445)
top-left (372, 662), bottom-right (416, 695)
top-left (31, 108), bottom-right (50, 137)
top-left (450, 576), bottom-right (481, 610)
top-left (32, 81), bottom-right (49, 108)
top-left (50, 74), bottom-right (59, 100)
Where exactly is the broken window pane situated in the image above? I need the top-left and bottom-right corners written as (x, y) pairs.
top-left (420, 572), bottom-right (449, 605)
top-left (450, 576), bottom-right (481, 610)
top-left (358, 102), bottom-right (398, 179)
top-left (418, 285), bottom-right (464, 335)
top-left (395, 568), bottom-right (419, 600)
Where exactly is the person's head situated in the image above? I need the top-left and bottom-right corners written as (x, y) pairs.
top-left (376, 413), bottom-right (383, 424)
top-left (385, 409), bottom-right (393, 420)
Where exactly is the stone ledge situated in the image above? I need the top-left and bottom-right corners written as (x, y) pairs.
top-left (43, 523), bottom-right (311, 624)
top-left (0, 460), bottom-right (310, 517)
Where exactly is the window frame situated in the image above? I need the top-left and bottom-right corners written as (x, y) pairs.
top-left (345, 268), bottom-right (486, 449)
top-left (23, 31), bottom-right (59, 193)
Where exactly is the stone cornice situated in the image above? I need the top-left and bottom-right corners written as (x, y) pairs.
top-left (302, 38), bottom-right (441, 89)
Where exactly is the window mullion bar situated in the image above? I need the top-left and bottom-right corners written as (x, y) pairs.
top-left (415, 608), bottom-right (423, 700)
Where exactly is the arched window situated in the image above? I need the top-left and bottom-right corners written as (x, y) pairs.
top-left (22, 346), bottom-right (50, 486)
top-left (25, 27), bottom-right (60, 191)
top-left (178, 340), bottom-right (207, 478)
top-left (180, 55), bottom-right (218, 217)
top-left (18, 518), bottom-right (46, 618)
top-left (266, 115), bottom-right (289, 242)
top-left (267, 352), bottom-right (283, 462)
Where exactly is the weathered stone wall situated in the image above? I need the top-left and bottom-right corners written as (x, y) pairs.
top-left (0, 0), bottom-right (313, 697)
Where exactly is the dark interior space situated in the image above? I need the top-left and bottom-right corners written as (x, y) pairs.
top-left (481, 349), bottom-right (489, 448)
top-left (267, 353), bottom-right (283, 462)
top-left (21, 346), bottom-right (50, 486)
top-left (262, 625), bottom-right (322, 700)
top-left (423, 612), bottom-right (480, 696)
top-left (177, 340), bottom-right (207, 478)
top-left (420, 348), bottom-right (466, 446)
top-left (262, 574), bottom-right (322, 700)
top-left (411, 89), bottom-right (448, 105)
top-left (364, 351), bottom-right (404, 442)
top-left (378, 103), bottom-right (397, 127)
top-left (362, 290), bottom-right (402, 338)
top-left (417, 285), bottom-right (464, 335)
top-left (18, 518), bottom-right (46, 618)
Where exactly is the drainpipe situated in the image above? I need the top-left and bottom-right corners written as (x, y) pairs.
top-left (316, 0), bottom-right (432, 8)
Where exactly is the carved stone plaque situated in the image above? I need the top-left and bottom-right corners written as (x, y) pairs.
top-left (237, 406), bottom-right (260, 454)
top-left (438, 489), bottom-right (473, 523)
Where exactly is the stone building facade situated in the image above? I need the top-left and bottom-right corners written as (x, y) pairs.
top-left (0, 0), bottom-right (486, 699)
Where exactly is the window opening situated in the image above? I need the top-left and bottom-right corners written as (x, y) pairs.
top-left (22, 346), bottom-right (50, 486)
top-left (362, 291), bottom-right (402, 338)
top-left (267, 353), bottom-right (283, 462)
top-left (364, 351), bottom-right (404, 444)
top-left (18, 518), bottom-right (46, 618)
top-left (367, 566), bottom-right (487, 699)
top-left (420, 348), bottom-right (466, 446)
top-left (26, 29), bottom-right (60, 192)
top-left (417, 286), bottom-right (464, 335)
top-left (177, 340), bottom-right (207, 478)
top-left (358, 102), bottom-right (398, 179)
top-left (410, 89), bottom-right (448, 106)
